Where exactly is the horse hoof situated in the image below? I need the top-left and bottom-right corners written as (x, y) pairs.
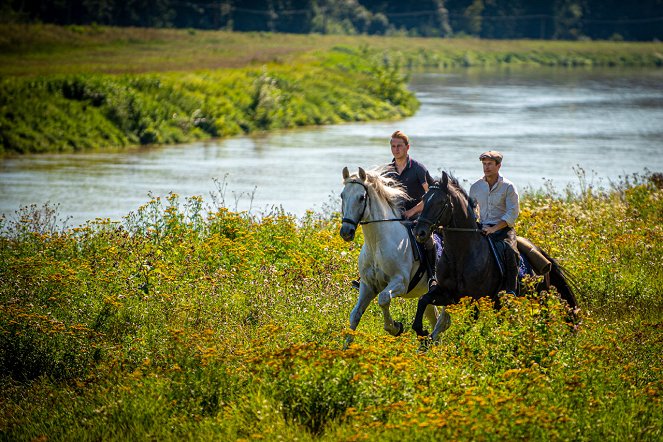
top-left (412, 325), bottom-right (429, 337)
top-left (343, 335), bottom-right (354, 350)
top-left (417, 337), bottom-right (432, 354)
top-left (394, 321), bottom-right (404, 337)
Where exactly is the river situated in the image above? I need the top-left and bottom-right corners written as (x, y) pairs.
top-left (1, 67), bottom-right (662, 227)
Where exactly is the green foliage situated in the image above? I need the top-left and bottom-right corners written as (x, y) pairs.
top-left (0, 172), bottom-right (661, 440)
top-left (3, 1), bottom-right (663, 41)
top-left (2, 26), bottom-right (662, 156)
top-left (519, 170), bottom-right (663, 318)
top-left (0, 47), bottom-right (417, 155)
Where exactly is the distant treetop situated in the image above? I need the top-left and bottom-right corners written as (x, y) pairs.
top-left (2, 0), bottom-right (662, 41)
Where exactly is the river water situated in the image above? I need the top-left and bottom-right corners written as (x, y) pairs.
top-left (1, 68), bottom-right (662, 227)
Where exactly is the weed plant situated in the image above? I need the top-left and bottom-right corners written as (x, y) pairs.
top-left (0, 172), bottom-right (661, 440)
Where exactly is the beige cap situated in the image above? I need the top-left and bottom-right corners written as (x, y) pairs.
top-left (479, 150), bottom-right (503, 164)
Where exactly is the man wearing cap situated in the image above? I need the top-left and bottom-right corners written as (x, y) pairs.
top-left (469, 150), bottom-right (520, 294)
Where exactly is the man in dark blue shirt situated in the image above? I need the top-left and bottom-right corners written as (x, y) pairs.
top-left (383, 130), bottom-right (435, 219)
top-left (352, 130), bottom-right (436, 289)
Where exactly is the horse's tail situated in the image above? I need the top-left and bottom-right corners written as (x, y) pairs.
top-left (537, 247), bottom-right (579, 310)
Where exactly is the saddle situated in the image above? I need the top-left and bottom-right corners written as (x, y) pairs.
top-left (487, 234), bottom-right (553, 289)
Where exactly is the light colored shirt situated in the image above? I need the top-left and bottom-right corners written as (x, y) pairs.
top-left (469, 175), bottom-right (520, 227)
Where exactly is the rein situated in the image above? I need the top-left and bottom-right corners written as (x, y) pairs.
top-left (342, 179), bottom-right (409, 227)
top-left (420, 183), bottom-right (482, 233)
top-left (361, 218), bottom-right (410, 226)
top-left (444, 227), bottom-right (482, 233)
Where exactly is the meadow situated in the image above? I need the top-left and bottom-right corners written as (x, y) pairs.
top-left (0, 170), bottom-right (661, 441)
top-left (2, 24), bottom-right (663, 155)
top-left (1, 24), bottom-right (662, 440)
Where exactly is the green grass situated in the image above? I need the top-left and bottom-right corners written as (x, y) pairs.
top-left (2, 24), bottom-right (662, 77)
top-left (0, 46), bottom-right (417, 155)
top-left (0, 172), bottom-right (661, 441)
top-left (1, 24), bottom-right (662, 155)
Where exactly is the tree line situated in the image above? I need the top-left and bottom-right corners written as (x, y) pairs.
top-left (3, 0), bottom-right (662, 41)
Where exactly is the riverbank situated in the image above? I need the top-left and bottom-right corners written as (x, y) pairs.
top-left (1, 24), bottom-right (663, 155)
top-left (1, 172), bottom-right (661, 440)
top-left (3, 25), bottom-right (663, 77)
top-left (0, 45), bottom-right (417, 155)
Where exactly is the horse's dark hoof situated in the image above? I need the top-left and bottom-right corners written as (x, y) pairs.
top-left (412, 325), bottom-right (429, 337)
top-left (417, 337), bottom-right (432, 354)
top-left (394, 321), bottom-right (404, 337)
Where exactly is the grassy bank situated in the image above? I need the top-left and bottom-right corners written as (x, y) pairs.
top-left (1, 25), bottom-right (663, 155)
top-left (0, 172), bottom-right (661, 440)
top-left (2, 25), bottom-right (663, 77)
top-left (0, 46), bottom-right (416, 155)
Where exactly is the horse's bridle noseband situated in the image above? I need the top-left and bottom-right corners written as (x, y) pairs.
top-left (341, 180), bottom-right (369, 227)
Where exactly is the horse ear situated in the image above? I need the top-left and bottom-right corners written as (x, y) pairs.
top-left (342, 167), bottom-right (349, 180)
top-left (442, 172), bottom-right (448, 188)
top-left (358, 167), bottom-right (366, 181)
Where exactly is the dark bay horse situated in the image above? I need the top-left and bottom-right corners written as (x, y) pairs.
top-left (411, 172), bottom-right (578, 342)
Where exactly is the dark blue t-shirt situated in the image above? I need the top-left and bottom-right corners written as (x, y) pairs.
top-left (384, 156), bottom-right (434, 211)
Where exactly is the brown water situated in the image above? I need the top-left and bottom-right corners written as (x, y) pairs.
top-left (1, 68), bottom-right (662, 226)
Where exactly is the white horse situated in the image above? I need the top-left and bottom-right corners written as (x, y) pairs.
top-left (340, 166), bottom-right (441, 347)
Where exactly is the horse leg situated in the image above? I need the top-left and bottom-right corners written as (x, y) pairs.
top-left (430, 307), bottom-right (451, 343)
top-left (417, 305), bottom-right (451, 353)
top-left (344, 283), bottom-right (376, 349)
top-left (412, 287), bottom-right (440, 336)
top-left (424, 304), bottom-right (438, 331)
top-left (377, 278), bottom-right (408, 337)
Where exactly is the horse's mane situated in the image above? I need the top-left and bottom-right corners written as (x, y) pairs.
top-left (446, 174), bottom-right (472, 204)
top-left (440, 173), bottom-right (478, 218)
top-left (346, 167), bottom-right (409, 212)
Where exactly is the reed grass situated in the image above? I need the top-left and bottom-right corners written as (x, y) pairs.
top-left (0, 171), bottom-right (661, 441)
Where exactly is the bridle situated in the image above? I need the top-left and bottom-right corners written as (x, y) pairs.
top-left (417, 183), bottom-right (452, 230)
top-left (341, 180), bottom-right (407, 227)
top-left (417, 183), bottom-right (482, 234)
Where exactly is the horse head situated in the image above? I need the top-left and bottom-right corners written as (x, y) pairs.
top-left (340, 166), bottom-right (369, 241)
top-left (414, 172), bottom-right (454, 243)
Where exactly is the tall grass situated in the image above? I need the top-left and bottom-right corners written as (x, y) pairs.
top-left (0, 172), bottom-right (661, 441)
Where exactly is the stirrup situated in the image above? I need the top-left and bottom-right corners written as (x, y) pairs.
top-left (427, 278), bottom-right (437, 290)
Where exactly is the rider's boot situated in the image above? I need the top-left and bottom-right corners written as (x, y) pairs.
top-left (504, 248), bottom-right (519, 295)
top-left (424, 236), bottom-right (437, 287)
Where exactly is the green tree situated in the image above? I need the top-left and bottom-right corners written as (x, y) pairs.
top-left (554, 0), bottom-right (585, 40)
